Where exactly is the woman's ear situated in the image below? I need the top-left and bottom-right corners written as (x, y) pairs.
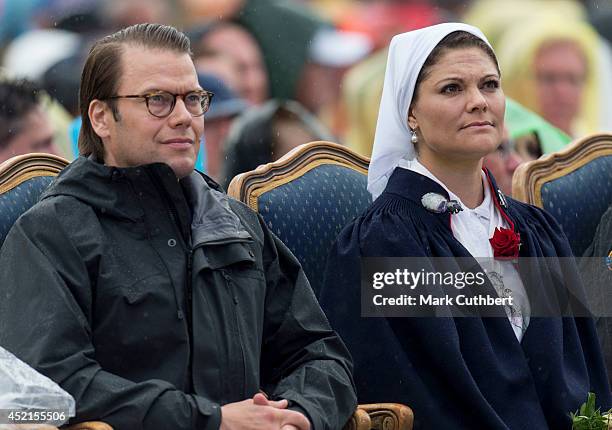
top-left (88, 99), bottom-right (112, 140)
top-left (407, 107), bottom-right (418, 131)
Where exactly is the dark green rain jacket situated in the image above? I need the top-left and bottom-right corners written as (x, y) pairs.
top-left (0, 156), bottom-right (356, 430)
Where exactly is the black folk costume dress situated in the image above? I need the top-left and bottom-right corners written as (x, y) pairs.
top-left (320, 166), bottom-right (611, 430)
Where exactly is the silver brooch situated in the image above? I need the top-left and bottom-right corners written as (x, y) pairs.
top-left (421, 192), bottom-right (463, 214)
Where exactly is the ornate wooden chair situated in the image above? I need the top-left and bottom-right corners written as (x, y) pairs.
top-left (228, 141), bottom-right (414, 430)
top-left (0, 153), bottom-right (113, 430)
top-left (228, 141), bottom-right (372, 297)
top-left (512, 132), bottom-right (612, 256)
top-left (0, 153), bottom-right (70, 246)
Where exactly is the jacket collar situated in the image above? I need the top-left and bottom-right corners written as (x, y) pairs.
top-left (43, 157), bottom-right (252, 245)
top-left (181, 172), bottom-right (252, 247)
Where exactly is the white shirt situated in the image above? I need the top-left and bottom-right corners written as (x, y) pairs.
top-left (400, 159), bottom-right (530, 341)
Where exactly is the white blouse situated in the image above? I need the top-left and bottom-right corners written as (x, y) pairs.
top-left (399, 159), bottom-right (530, 341)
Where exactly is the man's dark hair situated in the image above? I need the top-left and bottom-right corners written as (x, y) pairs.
top-left (78, 23), bottom-right (192, 160)
top-left (0, 79), bottom-right (43, 148)
top-left (412, 31), bottom-right (500, 104)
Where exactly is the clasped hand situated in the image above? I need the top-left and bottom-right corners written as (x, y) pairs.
top-left (220, 392), bottom-right (311, 430)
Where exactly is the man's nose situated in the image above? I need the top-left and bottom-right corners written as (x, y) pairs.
top-left (168, 97), bottom-right (193, 126)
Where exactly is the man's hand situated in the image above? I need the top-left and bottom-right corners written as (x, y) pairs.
top-left (220, 393), bottom-right (310, 430)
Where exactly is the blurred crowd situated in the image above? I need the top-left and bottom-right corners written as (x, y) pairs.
top-left (1, 0), bottom-right (611, 194)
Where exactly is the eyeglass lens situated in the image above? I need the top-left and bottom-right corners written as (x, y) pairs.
top-left (146, 91), bottom-right (210, 117)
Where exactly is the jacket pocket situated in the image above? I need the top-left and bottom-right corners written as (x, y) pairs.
top-left (198, 241), bottom-right (265, 289)
top-left (194, 240), bottom-right (265, 400)
top-left (199, 241), bottom-right (259, 270)
top-left (123, 273), bottom-right (169, 305)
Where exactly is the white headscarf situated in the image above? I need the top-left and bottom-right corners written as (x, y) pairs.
top-left (367, 23), bottom-right (492, 200)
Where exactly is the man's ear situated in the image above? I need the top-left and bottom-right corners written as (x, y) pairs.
top-left (407, 107), bottom-right (418, 131)
top-left (88, 100), bottom-right (112, 139)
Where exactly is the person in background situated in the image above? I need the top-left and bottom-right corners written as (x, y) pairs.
top-left (502, 98), bottom-right (572, 162)
top-left (42, 54), bottom-right (84, 118)
top-left (222, 99), bottom-right (334, 188)
top-left (197, 71), bottom-right (248, 182)
top-left (189, 0), bottom-right (372, 134)
top-left (0, 78), bottom-right (59, 162)
top-left (482, 127), bottom-right (524, 195)
top-left (293, 26), bottom-right (372, 135)
top-left (195, 21), bottom-right (269, 105)
top-left (496, 16), bottom-right (605, 137)
top-left (99, 0), bottom-right (175, 30)
top-left (193, 49), bottom-right (243, 97)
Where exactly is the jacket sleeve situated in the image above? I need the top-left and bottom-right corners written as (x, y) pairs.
top-left (256, 215), bottom-right (357, 430)
top-left (0, 205), bottom-right (221, 430)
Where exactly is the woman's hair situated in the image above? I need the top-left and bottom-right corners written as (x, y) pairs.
top-left (412, 31), bottom-right (500, 104)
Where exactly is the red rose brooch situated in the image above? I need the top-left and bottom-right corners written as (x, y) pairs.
top-left (489, 227), bottom-right (521, 260)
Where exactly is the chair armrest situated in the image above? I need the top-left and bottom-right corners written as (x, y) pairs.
top-left (63, 422), bottom-right (113, 430)
top-left (343, 407), bottom-right (371, 430)
top-left (357, 403), bottom-right (414, 430)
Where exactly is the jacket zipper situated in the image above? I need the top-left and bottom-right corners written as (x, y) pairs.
top-left (146, 168), bottom-right (195, 390)
top-left (186, 248), bottom-right (194, 392)
top-left (222, 270), bottom-right (247, 399)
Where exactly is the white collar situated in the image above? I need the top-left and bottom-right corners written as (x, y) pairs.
top-left (399, 158), bottom-right (492, 219)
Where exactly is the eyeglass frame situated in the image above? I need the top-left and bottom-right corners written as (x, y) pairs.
top-left (103, 89), bottom-right (214, 118)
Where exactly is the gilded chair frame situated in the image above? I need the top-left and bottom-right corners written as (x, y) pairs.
top-left (344, 403), bottom-right (414, 430)
top-left (512, 132), bottom-right (612, 206)
top-left (228, 141), bottom-right (414, 430)
top-left (227, 140), bottom-right (369, 211)
top-left (64, 422), bottom-right (113, 430)
top-left (0, 152), bottom-right (69, 194)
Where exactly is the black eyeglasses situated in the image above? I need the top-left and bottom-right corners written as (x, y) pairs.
top-left (105, 89), bottom-right (214, 118)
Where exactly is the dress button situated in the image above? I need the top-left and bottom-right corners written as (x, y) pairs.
top-left (168, 238), bottom-right (177, 247)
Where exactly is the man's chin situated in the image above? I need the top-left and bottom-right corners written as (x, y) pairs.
top-left (168, 159), bottom-right (196, 179)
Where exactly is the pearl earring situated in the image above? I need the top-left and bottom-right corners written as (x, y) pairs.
top-left (411, 130), bottom-right (418, 145)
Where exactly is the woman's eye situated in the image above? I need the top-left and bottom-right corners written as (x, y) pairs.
top-left (441, 84), bottom-right (460, 94)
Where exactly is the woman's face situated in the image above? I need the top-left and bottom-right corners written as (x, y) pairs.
top-left (408, 47), bottom-right (505, 165)
top-left (534, 41), bottom-right (586, 135)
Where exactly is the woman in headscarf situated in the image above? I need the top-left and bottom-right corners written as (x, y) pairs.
top-left (496, 16), bottom-right (606, 137)
top-left (319, 23), bottom-right (610, 429)
top-left (340, 46), bottom-right (572, 160)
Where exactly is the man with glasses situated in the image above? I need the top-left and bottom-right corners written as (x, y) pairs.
top-left (0, 23), bottom-right (356, 430)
